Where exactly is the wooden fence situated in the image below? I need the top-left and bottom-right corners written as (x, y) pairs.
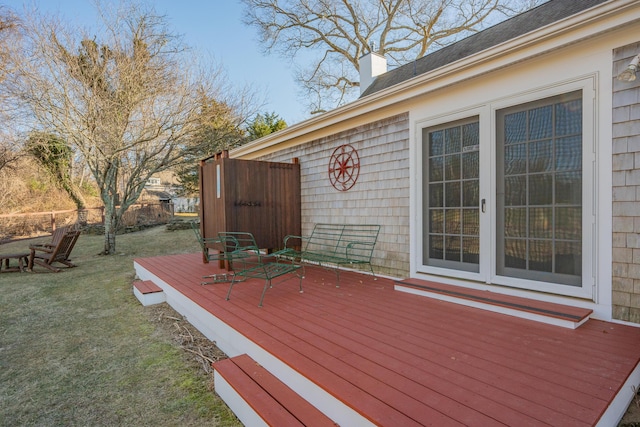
top-left (0, 203), bottom-right (174, 243)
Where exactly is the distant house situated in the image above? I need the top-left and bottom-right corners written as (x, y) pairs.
top-left (146, 177), bottom-right (162, 187)
top-left (228, 0), bottom-right (640, 325)
top-left (142, 173), bottom-right (198, 213)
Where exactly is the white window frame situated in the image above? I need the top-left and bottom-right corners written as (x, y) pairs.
top-left (490, 78), bottom-right (596, 299)
top-left (414, 76), bottom-right (596, 300)
top-left (415, 105), bottom-right (490, 284)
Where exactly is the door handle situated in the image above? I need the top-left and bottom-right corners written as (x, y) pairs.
top-left (481, 199), bottom-right (486, 213)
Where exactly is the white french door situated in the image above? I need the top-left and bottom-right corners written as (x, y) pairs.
top-left (496, 91), bottom-right (583, 287)
top-left (422, 118), bottom-right (480, 273)
top-left (420, 84), bottom-right (594, 298)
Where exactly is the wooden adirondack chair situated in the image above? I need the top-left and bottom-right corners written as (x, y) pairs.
top-left (28, 225), bottom-right (70, 253)
top-left (28, 229), bottom-right (80, 272)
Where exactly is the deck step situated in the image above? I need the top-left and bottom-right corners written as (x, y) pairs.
top-left (214, 354), bottom-right (337, 427)
top-left (133, 280), bottom-right (166, 306)
top-left (395, 278), bottom-right (592, 329)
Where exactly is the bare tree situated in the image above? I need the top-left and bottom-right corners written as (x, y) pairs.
top-left (242, 0), bottom-right (543, 112)
top-left (6, 2), bottom-right (256, 254)
top-left (0, 6), bottom-right (22, 172)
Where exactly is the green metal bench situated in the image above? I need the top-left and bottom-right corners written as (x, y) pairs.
top-left (273, 223), bottom-right (381, 285)
top-left (219, 232), bottom-right (303, 307)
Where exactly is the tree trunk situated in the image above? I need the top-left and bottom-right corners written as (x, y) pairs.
top-left (105, 228), bottom-right (116, 255)
top-left (67, 180), bottom-right (88, 225)
top-left (62, 180), bottom-right (87, 211)
top-left (77, 208), bottom-right (88, 226)
top-left (102, 197), bottom-right (117, 254)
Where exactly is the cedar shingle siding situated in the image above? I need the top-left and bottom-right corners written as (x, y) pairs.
top-left (612, 42), bottom-right (640, 323)
top-left (261, 113), bottom-right (410, 278)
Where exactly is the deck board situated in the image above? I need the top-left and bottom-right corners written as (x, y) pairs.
top-left (265, 287), bottom-right (605, 424)
top-left (280, 298), bottom-right (603, 423)
top-left (276, 279), bottom-right (622, 404)
top-left (135, 253), bottom-right (640, 426)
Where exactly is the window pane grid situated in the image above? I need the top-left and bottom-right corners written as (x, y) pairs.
top-left (499, 93), bottom-right (582, 283)
top-left (424, 121), bottom-right (479, 269)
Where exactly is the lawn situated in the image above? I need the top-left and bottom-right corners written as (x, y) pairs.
top-left (0, 225), bottom-right (241, 426)
top-left (2, 223), bottom-right (639, 426)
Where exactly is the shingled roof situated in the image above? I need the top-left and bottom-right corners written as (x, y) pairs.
top-left (360, 0), bottom-right (610, 97)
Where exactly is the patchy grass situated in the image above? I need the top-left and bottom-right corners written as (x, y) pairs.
top-left (621, 386), bottom-right (640, 427)
top-left (0, 226), bottom-right (240, 426)
top-left (2, 224), bottom-right (639, 426)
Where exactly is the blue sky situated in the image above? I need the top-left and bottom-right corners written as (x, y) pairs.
top-left (4, 0), bottom-right (307, 124)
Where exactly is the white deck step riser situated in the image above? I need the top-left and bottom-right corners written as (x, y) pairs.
top-left (213, 371), bottom-right (270, 427)
top-left (133, 285), bottom-right (166, 306)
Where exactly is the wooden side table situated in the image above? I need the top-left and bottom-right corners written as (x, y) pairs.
top-left (0, 253), bottom-right (30, 272)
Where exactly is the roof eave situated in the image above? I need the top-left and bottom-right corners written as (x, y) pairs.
top-left (231, 0), bottom-right (639, 159)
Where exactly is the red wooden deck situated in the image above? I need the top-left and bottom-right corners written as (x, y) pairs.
top-left (134, 252), bottom-right (640, 426)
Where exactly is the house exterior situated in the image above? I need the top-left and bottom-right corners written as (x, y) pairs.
top-left (229, 0), bottom-right (640, 325)
top-left (143, 173), bottom-right (199, 213)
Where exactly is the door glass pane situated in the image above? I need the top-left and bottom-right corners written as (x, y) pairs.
top-left (445, 209), bottom-right (460, 234)
top-left (445, 236), bottom-right (461, 261)
top-left (555, 241), bottom-right (581, 275)
top-left (445, 182), bottom-right (461, 207)
top-left (430, 210), bottom-right (444, 233)
top-left (445, 154), bottom-right (461, 180)
top-left (463, 181), bottom-right (479, 207)
top-left (497, 91), bottom-right (582, 286)
top-left (555, 172), bottom-right (581, 205)
top-left (529, 240), bottom-right (553, 272)
top-left (556, 207), bottom-right (581, 240)
top-left (505, 144), bottom-right (527, 174)
top-left (529, 105), bottom-right (553, 140)
top-left (555, 99), bottom-right (582, 135)
top-left (462, 209), bottom-right (479, 235)
top-left (529, 141), bottom-right (553, 172)
top-left (423, 118), bottom-right (480, 272)
top-left (529, 174), bottom-right (553, 205)
top-left (429, 235), bottom-right (444, 259)
top-left (429, 157), bottom-right (443, 181)
top-left (462, 122), bottom-right (480, 148)
top-left (462, 237), bottom-right (480, 264)
top-left (504, 111), bottom-right (527, 144)
top-left (504, 239), bottom-right (527, 269)
top-left (505, 176), bottom-right (526, 206)
top-left (429, 183), bottom-right (444, 207)
top-left (504, 208), bottom-right (527, 237)
top-left (430, 130), bottom-right (444, 155)
top-left (462, 151), bottom-right (479, 179)
top-left (555, 136), bottom-right (582, 171)
top-left (445, 127), bottom-right (461, 154)
top-left (529, 207), bottom-right (553, 238)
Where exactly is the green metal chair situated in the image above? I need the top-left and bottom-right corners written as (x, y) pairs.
top-left (190, 221), bottom-right (233, 284)
top-left (219, 232), bottom-right (302, 307)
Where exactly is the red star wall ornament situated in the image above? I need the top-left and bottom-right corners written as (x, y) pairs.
top-left (328, 144), bottom-right (360, 191)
